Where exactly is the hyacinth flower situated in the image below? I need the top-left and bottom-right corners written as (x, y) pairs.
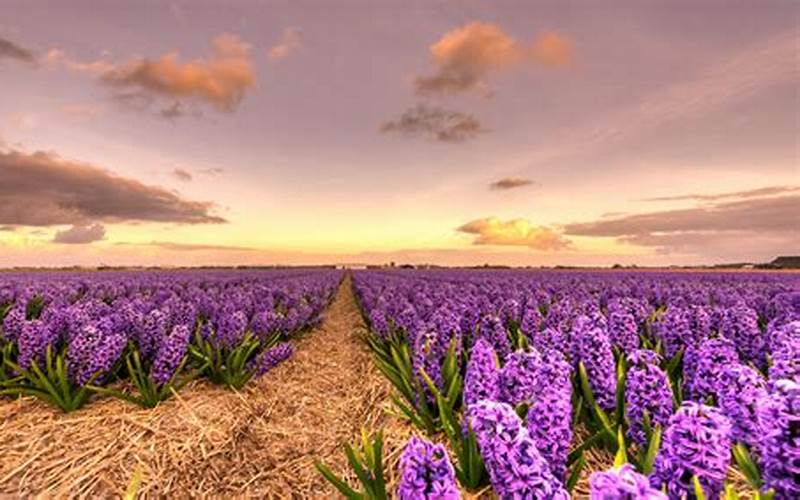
top-left (89, 324), bottom-right (201, 408)
top-left (717, 363), bottom-right (768, 448)
top-left (396, 436), bottom-right (460, 499)
top-left (756, 379), bottom-right (799, 499)
top-left (315, 429), bottom-right (388, 500)
top-left (652, 306), bottom-right (695, 359)
top-left (721, 303), bottom-right (766, 368)
top-left (683, 336), bottom-right (739, 403)
top-left (463, 338), bottom-right (500, 408)
top-left (767, 321), bottom-right (799, 385)
top-left (589, 464), bottom-right (666, 499)
top-left (526, 349), bottom-right (573, 480)
top-left (651, 402), bottom-right (732, 499)
top-left (608, 310), bottom-right (640, 354)
top-left (573, 315), bottom-right (617, 410)
top-left (477, 315), bottom-right (512, 362)
top-left (499, 348), bottom-right (541, 406)
top-left (470, 400), bottom-right (570, 499)
top-left (625, 350), bottom-right (673, 447)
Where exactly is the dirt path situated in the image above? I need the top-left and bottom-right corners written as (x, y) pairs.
top-left (0, 274), bottom-right (405, 498)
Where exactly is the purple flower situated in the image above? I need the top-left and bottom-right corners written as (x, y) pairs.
top-left (150, 324), bottom-right (192, 387)
top-left (1, 306), bottom-right (25, 343)
top-left (572, 315), bottom-right (617, 409)
top-left (470, 400), bottom-right (569, 499)
top-left (718, 363), bottom-right (768, 447)
top-left (721, 303), bottom-right (766, 368)
top-left (477, 315), bottom-right (511, 362)
top-left (653, 307), bottom-right (697, 359)
top-left (589, 464), bottom-right (667, 499)
top-left (499, 348), bottom-right (541, 406)
top-left (67, 321), bottom-right (128, 385)
top-left (526, 349), bottom-right (573, 480)
top-left (651, 402), bottom-right (732, 499)
top-left (683, 336), bottom-right (739, 402)
top-left (464, 338), bottom-right (500, 408)
top-left (625, 350), bottom-right (674, 447)
top-left (397, 436), bottom-right (460, 499)
top-left (608, 310), bottom-right (639, 354)
top-left (768, 321), bottom-right (799, 385)
top-left (251, 342), bottom-right (294, 378)
top-left (757, 379), bottom-right (800, 499)
top-left (17, 319), bottom-right (61, 369)
top-left (520, 307), bottom-right (543, 340)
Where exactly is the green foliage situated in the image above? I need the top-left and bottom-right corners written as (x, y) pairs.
top-left (731, 443), bottom-right (762, 491)
top-left (0, 345), bottom-right (96, 412)
top-left (88, 345), bottom-right (202, 408)
top-left (189, 329), bottom-right (279, 390)
top-left (315, 429), bottom-right (387, 500)
top-left (25, 295), bottom-right (45, 320)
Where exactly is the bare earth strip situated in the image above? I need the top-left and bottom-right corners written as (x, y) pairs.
top-left (0, 276), bottom-right (409, 498)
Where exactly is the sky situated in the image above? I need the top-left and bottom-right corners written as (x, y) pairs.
top-left (0, 0), bottom-right (798, 267)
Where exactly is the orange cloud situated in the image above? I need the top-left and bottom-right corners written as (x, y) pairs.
top-left (100, 34), bottom-right (256, 112)
top-left (267, 27), bottom-right (302, 62)
top-left (415, 23), bottom-right (573, 96)
top-left (457, 217), bottom-right (571, 250)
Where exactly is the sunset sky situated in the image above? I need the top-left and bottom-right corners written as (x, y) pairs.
top-left (1, 0), bottom-right (797, 267)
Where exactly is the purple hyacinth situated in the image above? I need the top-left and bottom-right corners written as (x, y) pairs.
top-left (528, 326), bottom-right (569, 361)
top-left (477, 315), bottom-right (511, 361)
top-left (651, 402), bottom-right (732, 499)
top-left (520, 306), bottom-right (543, 340)
top-left (150, 324), bottom-right (192, 387)
top-left (624, 350), bottom-right (674, 447)
top-left (526, 349), bottom-right (573, 480)
top-left (721, 303), bottom-right (766, 368)
top-left (589, 464), bottom-right (667, 499)
top-left (768, 321), bottom-right (799, 385)
top-left (683, 336), bottom-right (739, 402)
top-left (251, 342), bottom-right (295, 378)
top-left (464, 338), bottom-right (500, 408)
top-left (572, 315), bottom-right (617, 409)
top-left (17, 319), bottom-right (61, 369)
top-left (470, 400), bottom-right (569, 499)
top-left (717, 363), bottom-right (768, 447)
top-left (653, 306), bottom-right (695, 359)
top-left (213, 310), bottom-right (249, 348)
top-left (67, 321), bottom-right (128, 386)
top-left (757, 379), bottom-right (800, 499)
top-left (397, 436), bottom-right (460, 500)
top-left (608, 309), bottom-right (639, 354)
top-left (1, 306), bottom-right (25, 343)
top-left (499, 348), bottom-right (541, 406)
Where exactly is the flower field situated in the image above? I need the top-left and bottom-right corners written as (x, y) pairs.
top-left (344, 269), bottom-right (799, 499)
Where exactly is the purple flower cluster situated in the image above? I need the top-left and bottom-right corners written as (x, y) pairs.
top-left (499, 348), bottom-right (541, 406)
top-left (624, 350), bottom-right (674, 446)
top-left (397, 436), bottom-right (460, 499)
top-left (651, 402), bottom-right (732, 499)
top-left (470, 400), bottom-right (569, 499)
top-left (717, 363), bottom-right (768, 447)
top-left (150, 324), bottom-right (192, 387)
top-left (768, 321), bottom-right (799, 385)
top-left (607, 309), bottom-right (639, 354)
top-left (683, 336), bottom-right (739, 402)
top-left (721, 303), bottom-right (766, 368)
top-left (251, 342), bottom-right (295, 378)
top-left (756, 379), bottom-right (800, 499)
top-left (653, 306), bottom-right (697, 359)
top-left (463, 338), bottom-right (500, 408)
top-left (572, 315), bottom-right (617, 409)
top-left (477, 315), bottom-right (511, 362)
top-left (526, 349), bottom-right (573, 480)
top-left (589, 464), bottom-right (666, 499)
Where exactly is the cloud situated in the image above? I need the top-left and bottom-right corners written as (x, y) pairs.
top-left (98, 34), bottom-right (256, 112)
top-left (171, 167), bottom-right (193, 182)
top-left (53, 223), bottom-right (106, 244)
top-left (0, 36), bottom-right (35, 63)
top-left (0, 149), bottom-right (226, 226)
top-left (380, 104), bottom-right (485, 142)
top-left (118, 241), bottom-right (258, 252)
top-left (60, 103), bottom-right (105, 118)
top-left (489, 177), bottom-right (537, 190)
top-left (564, 194), bottom-right (799, 256)
top-left (457, 217), bottom-right (571, 250)
top-left (642, 185), bottom-right (799, 203)
top-left (267, 27), bottom-right (302, 62)
top-left (414, 23), bottom-right (573, 96)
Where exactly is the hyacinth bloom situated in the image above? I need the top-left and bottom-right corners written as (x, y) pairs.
top-left (608, 309), bottom-right (639, 354)
top-left (499, 348), bottom-right (541, 406)
top-left (17, 319), bottom-right (60, 370)
top-left (625, 350), bottom-right (674, 447)
top-left (721, 303), bottom-right (766, 368)
top-left (397, 436), bottom-right (460, 499)
top-left (67, 321), bottom-right (128, 386)
top-left (717, 363), bottom-right (768, 447)
top-left (1, 306), bottom-right (25, 343)
top-left (757, 379), bottom-right (799, 499)
top-left (526, 349), bottom-right (573, 480)
top-left (572, 315), bottom-right (617, 409)
top-left (653, 306), bottom-right (695, 359)
top-left (470, 400), bottom-right (569, 499)
top-left (768, 321), bottom-right (799, 385)
top-left (589, 464), bottom-right (666, 499)
top-left (652, 402), bottom-right (732, 499)
top-left (683, 336), bottom-right (739, 402)
top-left (150, 324), bottom-right (192, 387)
top-left (520, 307), bottom-right (543, 340)
top-left (251, 342), bottom-right (295, 378)
top-left (464, 338), bottom-right (500, 408)
top-left (477, 315), bottom-right (512, 362)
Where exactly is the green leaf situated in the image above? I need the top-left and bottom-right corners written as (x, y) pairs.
top-left (314, 461), bottom-right (361, 499)
top-left (641, 425), bottom-right (661, 474)
top-left (124, 465), bottom-right (143, 500)
top-left (566, 453), bottom-right (585, 493)
top-left (614, 427), bottom-right (628, 466)
top-left (693, 476), bottom-right (707, 500)
top-left (731, 443), bottom-right (762, 489)
top-left (724, 483), bottom-right (740, 500)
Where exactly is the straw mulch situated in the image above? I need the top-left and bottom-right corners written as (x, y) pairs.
top-left (0, 277), bottom-right (409, 498)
